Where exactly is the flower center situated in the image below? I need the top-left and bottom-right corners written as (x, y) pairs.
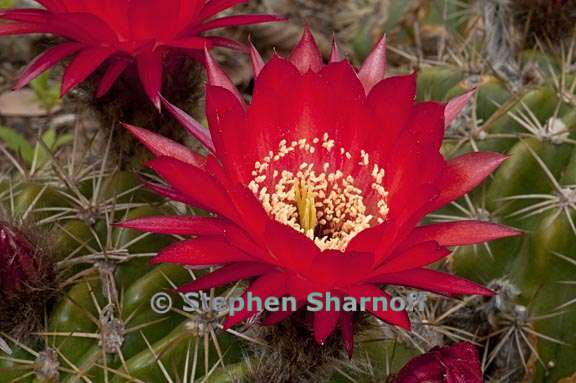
top-left (248, 134), bottom-right (390, 251)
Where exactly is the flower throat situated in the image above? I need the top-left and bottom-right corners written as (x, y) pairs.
top-left (248, 133), bottom-right (390, 251)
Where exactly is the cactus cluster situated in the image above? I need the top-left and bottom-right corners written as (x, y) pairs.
top-left (0, 0), bottom-right (575, 383)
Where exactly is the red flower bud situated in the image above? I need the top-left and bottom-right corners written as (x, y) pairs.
top-left (0, 223), bottom-right (37, 298)
top-left (393, 342), bottom-right (483, 383)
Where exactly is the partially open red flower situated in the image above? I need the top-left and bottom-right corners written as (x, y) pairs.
top-left (118, 30), bottom-right (521, 356)
top-left (0, 0), bottom-right (282, 108)
top-left (393, 342), bottom-right (483, 383)
top-left (0, 222), bottom-right (37, 298)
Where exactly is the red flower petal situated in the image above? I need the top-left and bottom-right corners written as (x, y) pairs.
top-left (347, 185), bottom-right (439, 258)
top-left (339, 312), bottom-right (354, 358)
top-left (248, 55), bottom-right (302, 152)
top-left (289, 27), bottom-right (323, 74)
top-left (146, 156), bottom-right (239, 220)
top-left (198, 0), bottom-right (249, 20)
top-left (35, 0), bottom-right (66, 12)
top-left (223, 272), bottom-right (288, 329)
top-left (142, 181), bottom-right (201, 207)
top-left (249, 39), bottom-right (265, 77)
top-left (370, 268), bottom-right (495, 297)
top-left (306, 252), bottom-right (374, 288)
top-left (428, 152), bottom-right (507, 211)
top-left (96, 58), bottom-right (130, 97)
top-left (329, 38), bottom-right (344, 63)
top-left (385, 102), bottom-right (446, 197)
top-left (264, 221), bottom-right (319, 272)
top-left (206, 85), bottom-right (252, 183)
top-left (205, 36), bottom-right (248, 52)
top-left (366, 72), bottom-right (417, 158)
top-left (160, 95), bottom-right (215, 153)
top-left (123, 123), bottom-right (205, 167)
top-left (136, 50), bottom-right (163, 110)
top-left (403, 220), bottom-right (521, 248)
top-left (0, 23), bottom-right (54, 36)
top-left (345, 285), bottom-right (411, 330)
top-left (14, 42), bottom-right (83, 90)
top-left (225, 183), bottom-right (271, 238)
top-left (152, 238), bottom-right (252, 266)
top-left (178, 262), bottom-right (272, 292)
top-left (117, 216), bottom-right (229, 236)
top-left (204, 47), bottom-right (245, 106)
top-left (262, 299), bottom-right (307, 325)
top-left (191, 14), bottom-right (285, 34)
top-left (394, 342), bottom-right (483, 383)
top-left (445, 89), bottom-right (475, 127)
top-left (375, 241), bottom-right (450, 274)
top-left (128, 0), bottom-right (180, 40)
top-left (166, 36), bottom-right (209, 50)
top-left (314, 309), bottom-right (340, 345)
top-left (61, 47), bottom-right (114, 96)
top-left (0, 9), bottom-right (50, 24)
top-left (358, 35), bottom-right (387, 93)
top-left (318, 61), bottom-right (371, 149)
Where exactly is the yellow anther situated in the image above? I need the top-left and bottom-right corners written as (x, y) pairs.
top-left (294, 183), bottom-right (318, 232)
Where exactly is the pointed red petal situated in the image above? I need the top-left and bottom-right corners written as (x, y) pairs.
top-left (205, 36), bottom-right (248, 52)
top-left (0, 22), bottom-right (55, 36)
top-left (96, 58), bottom-right (130, 97)
top-left (314, 310), bottom-right (340, 345)
top-left (345, 285), bottom-right (411, 330)
top-left (14, 42), bottom-right (83, 90)
top-left (142, 181), bottom-right (202, 206)
top-left (116, 216), bottom-right (229, 236)
top-left (205, 85), bottom-right (251, 182)
top-left (204, 47), bottom-right (245, 106)
top-left (146, 156), bottom-right (238, 220)
top-left (198, 0), bottom-right (249, 20)
top-left (152, 238), bottom-right (252, 266)
top-left (264, 221), bottom-right (318, 272)
top-left (249, 39), bottom-right (265, 78)
top-left (445, 89), bottom-right (475, 127)
top-left (329, 37), bottom-right (344, 63)
top-left (191, 14), bottom-right (285, 34)
top-left (358, 35), bottom-right (387, 93)
top-left (376, 242), bottom-right (450, 274)
top-left (339, 312), bottom-right (354, 358)
top-left (160, 96), bottom-right (215, 153)
top-left (289, 27), bottom-right (323, 74)
top-left (61, 47), bottom-right (114, 96)
top-left (0, 9), bottom-right (50, 23)
top-left (136, 50), bottom-right (163, 110)
top-left (128, 0), bottom-right (180, 40)
top-left (178, 263), bottom-right (271, 292)
top-left (225, 184), bottom-right (270, 238)
top-left (122, 123), bottom-right (205, 167)
top-left (370, 268), bottom-right (495, 297)
top-left (428, 152), bottom-right (507, 211)
top-left (35, 0), bottom-right (65, 12)
top-left (262, 299), bottom-right (306, 325)
top-left (404, 220), bottom-right (522, 248)
top-left (385, 102), bottom-right (446, 213)
top-left (366, 72), bottom-right (416, 156)
top-left (223, 272), bottom-right (287, 329)
top-left (166, 37), bottom-right (210, 50)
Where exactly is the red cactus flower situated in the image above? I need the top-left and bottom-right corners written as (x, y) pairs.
top-left (392, 342), bottom-right (483, 383)
top-left (118, 30), bottom-right (521, 356)
top-left (0, 0), bottom-right (283, 108)
top-left (0, 223), bottom-right (37, 297)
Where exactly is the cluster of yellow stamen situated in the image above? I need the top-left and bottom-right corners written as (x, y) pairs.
top-left (248, 133), bottom-right (390, 251)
